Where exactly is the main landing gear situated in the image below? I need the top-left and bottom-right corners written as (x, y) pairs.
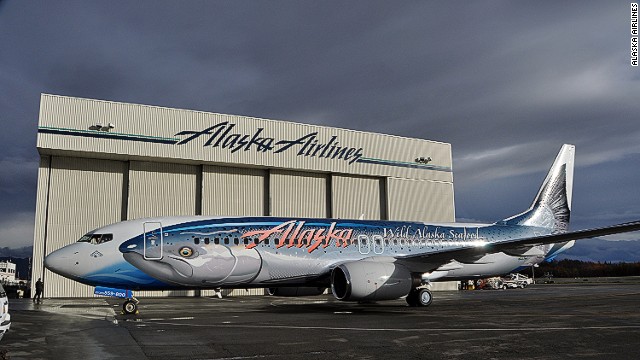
top-left (122, 296), bottom-right (139, 315)
top-left (406, 287), bottom-right (433, 307)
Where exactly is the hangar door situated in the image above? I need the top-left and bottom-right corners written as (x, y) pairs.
top-left (202, 166), bottom-right (266, 216)
top-left (127, 161), bottom-right (198, 219)
top-left (331, 175), bottom-right (384, 220)
top-left (270, 170), bottom-right (328, 218)
top-left (387, 178), bottom-right (455, 223)
top-left (37, 156), bottom-right (126, 298)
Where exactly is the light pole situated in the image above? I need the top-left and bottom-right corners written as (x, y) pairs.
top-left (531, 264), bottom-right (539, 284)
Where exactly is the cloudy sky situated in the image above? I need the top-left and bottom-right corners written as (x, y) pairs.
top-left (0, 1), bottom-right (639, 256)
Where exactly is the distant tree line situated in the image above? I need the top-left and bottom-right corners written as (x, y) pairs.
top-left (519, 259), bottom-right (640, 278)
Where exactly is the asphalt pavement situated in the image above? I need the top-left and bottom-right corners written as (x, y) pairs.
top-left (1, 282), bottom-right (640, 359)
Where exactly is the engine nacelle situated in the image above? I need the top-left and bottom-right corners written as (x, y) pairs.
top-left (266, 287), bottom-right (326, 297)
top-left (331, 261), bottom-right (414, 302)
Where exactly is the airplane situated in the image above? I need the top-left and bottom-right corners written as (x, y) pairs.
top-left (44, 144), bottom-right (640, 313)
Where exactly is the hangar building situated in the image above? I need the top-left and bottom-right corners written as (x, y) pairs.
top-left (32, 94), bottom-right (455, 297)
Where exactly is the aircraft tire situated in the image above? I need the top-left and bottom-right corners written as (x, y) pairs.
top-left (406, 290), bottom-right (419, 307)
top-left (123, 300), bottom-right (137, 315)
top-left (406, 288), bottom-right (432, 307)
top-left (417, 288), bottom-right (432, 307)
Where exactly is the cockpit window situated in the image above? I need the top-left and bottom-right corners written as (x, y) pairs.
top-left (78, 233), bottom-right (114, 245)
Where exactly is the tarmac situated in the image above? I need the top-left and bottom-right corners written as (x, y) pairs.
top-left (1, 281), bottom-right (640, 359)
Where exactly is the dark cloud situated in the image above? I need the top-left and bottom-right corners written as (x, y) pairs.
top-left (1, 1), bottom-right (639, 254)
top-left (557, 238), bottom-right (640, 263)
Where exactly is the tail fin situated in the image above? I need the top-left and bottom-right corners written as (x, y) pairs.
top-left (501, 144), bottom-right (575, 233)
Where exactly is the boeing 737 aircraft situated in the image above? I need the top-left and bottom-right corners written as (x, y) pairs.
top-left (44, 144), bottom-right (640, 313)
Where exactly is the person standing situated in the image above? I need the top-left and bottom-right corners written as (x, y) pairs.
top-left (34, 278), bottom-right (44, 302)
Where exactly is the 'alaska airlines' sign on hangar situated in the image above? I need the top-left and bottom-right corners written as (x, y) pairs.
top-left (38, 121), bottom-right (451, 172)
top-left (175, 121), bottom-right (364, 165)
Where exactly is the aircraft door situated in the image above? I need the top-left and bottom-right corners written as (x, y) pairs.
top-left (372, 235), bottom-right (385, 254)
top-left (143, 222), bottom-right (163, 260)
top-left (358, 234), bottom-right (370, 255)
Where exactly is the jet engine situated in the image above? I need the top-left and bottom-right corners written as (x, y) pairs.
top-left (331, 261), bottom-right (416, 302)
top-left (266, 287), bottom-right (326, 297)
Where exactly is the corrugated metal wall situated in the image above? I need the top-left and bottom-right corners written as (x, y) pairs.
top-left (331, 175), bottom-right (383, 220)
top-left (202, 166), bottom-right (266, 216)
top-left (38, 156), bottom-right (126, 297)
top-left (387, 178), bottom-right (455, 223)
top-left (270, 170), bottom-right (328, 218)
top-left (127, 161), bottom-right (198, 219)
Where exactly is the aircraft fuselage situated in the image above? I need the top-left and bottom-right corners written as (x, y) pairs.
top-left (45, 216), bottom-right (556, 291)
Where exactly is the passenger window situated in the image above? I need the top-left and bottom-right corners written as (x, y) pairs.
top-left (234, 239), bottom-right (239, 245)
top-left (194, 238), bottom-right (200, 245)
top-left (224, 238), bottom-right (229, 245)
top-left (265, 239), bottom-right (270, 245)
top-left (204, 238), bottom-right (210, 245)
top-left (214, 238), bottom-right (220, 245)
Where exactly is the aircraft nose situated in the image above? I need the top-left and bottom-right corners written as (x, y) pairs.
top-left (44, 246), bottom-right (78, 277)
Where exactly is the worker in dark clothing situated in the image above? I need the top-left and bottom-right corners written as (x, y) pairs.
top-left (34, 278), bottom-right (44, 302)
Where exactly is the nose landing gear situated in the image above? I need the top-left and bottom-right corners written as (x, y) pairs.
top-left (122, 296), bottom-right (139, 315)
top-left (94, 287), bottom-right (140, 315)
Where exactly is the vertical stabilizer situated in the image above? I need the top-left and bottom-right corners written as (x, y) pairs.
top-left (502, 144), bottom-right (575, 233)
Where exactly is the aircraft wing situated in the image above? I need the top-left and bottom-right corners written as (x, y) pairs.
top-left (394, 221), bottom-right (640, 273)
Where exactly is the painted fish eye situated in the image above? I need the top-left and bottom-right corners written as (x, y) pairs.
top-left (179, 246), bottom-right (194, 257)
